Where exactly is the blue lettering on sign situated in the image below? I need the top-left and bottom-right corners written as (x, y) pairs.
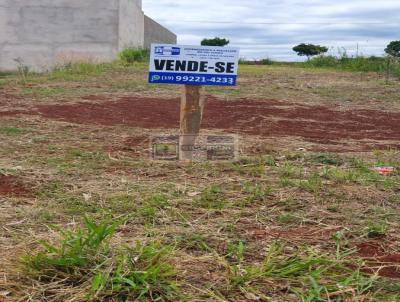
top-left (154, 46), bottom-right (181, 56)
top-left (149, 72), bottom-right (237, 86)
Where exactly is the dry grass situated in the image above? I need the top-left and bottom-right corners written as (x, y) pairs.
top-left (0, 63), bottom-right (399, 301)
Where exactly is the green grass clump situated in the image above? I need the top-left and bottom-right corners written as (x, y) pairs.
top-left (119, 48), bottom-right (150, 64)
top-left (91, 242), bottom-right (177, 301)
top-left (309, 153), bottom-right (344, 166)
top-left (0, 127), bottom-right (25, 135)
top-left (224, 242), bottom-right (377, 302)
top-left (231, 159), bottom-right (266, 177)
top-left (197, 185), bottom-right (227, 210)
top-left (303, 55), bottom-right (400, 78)
top-left (53, 62), bottom-right (112, 76)
top-left (22, 216), bottom-right (178, 301)
top-left (0, 79), bottom-right (7, 88)
top-left (240, 182), bottom-right (272, 206)
top-left (22, 216), bottom-right (119, 275)
top-left (367, 222), bottom-right (388, 238)
top-left (22, 86), bottom-right (68, 97)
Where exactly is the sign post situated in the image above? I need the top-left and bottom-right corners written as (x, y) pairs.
top-left (148, 44), bottom-right (240, 160)
top-left (180, 84), bottom-right (204, 160)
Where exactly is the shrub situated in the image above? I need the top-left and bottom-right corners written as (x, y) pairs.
top-left (119, 48), bottom-right (150, 64)
top-left (303, 55), bottom-right (400, 78)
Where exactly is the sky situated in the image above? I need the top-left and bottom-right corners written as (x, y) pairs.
top-left (143, 0), bottom-right (400, 61)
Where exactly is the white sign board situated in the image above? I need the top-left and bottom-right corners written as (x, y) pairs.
top-left (148, 44), bottom-right (240, 86)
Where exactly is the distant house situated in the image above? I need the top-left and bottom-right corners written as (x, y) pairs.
top-left (0, 0), bottom-right (176, 71)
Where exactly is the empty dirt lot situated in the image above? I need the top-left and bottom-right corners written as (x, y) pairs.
top-left (0, 63), bottom-right (399, 302)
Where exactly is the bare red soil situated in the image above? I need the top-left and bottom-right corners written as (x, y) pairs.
top-left (0, 110), bottom-right (27, 117)
top-left (34, 96), bottom-right (400, 148)
top-left (0, 175), bottom-right (31, 197)
top-left (240, 225), bottom-right (400, 279)
top-left (356, 240), bottom-right (400, 279)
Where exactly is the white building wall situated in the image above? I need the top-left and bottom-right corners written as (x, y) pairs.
top-left (0, 0), bottom-right (176, 71)
top-left (0, 0), bottom-right (120, 71)
top-left (144, 15), bottom-right (177, 49)
top-left (119, 0), bottom-right (144, 50)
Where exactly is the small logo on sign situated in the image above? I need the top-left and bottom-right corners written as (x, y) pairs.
top-left (151, 75), bottom-right (161, 81)
top-left (155, 46), bottom-right (180, 56)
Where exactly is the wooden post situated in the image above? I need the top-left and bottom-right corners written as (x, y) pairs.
top-left (179, 85), bottom-right (205, 160)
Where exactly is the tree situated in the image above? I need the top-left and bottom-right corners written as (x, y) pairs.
top-left (292, 43), bottom-right (328, 59)
top-left (201, 37), bottom-right (230, 46)
top-left (385, 41), bottom-right (400, 58)
top-left (384, 41), bottom-right (400, 83)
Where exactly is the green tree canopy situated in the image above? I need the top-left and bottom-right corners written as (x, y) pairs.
top-left (201, 37), bottom-right (230, 46)
top-left (292, 43), bottom-right (328, 59)
top-left (385, 41), bottom-right (400, 58)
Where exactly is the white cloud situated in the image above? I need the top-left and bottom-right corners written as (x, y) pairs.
top-left (143, 0), bottom-right (400, 60)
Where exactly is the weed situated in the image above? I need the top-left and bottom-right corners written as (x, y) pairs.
top-left (0, 79), bottom-right (7, 88)
top-left (279, 162), bottom-right (297, 178)
top-left (14, 58), bottom-right (29, 85)
top-left (232, 158), bottom-right (266, 177)
top-left (21, 217), bottom-right (178, 301)
top-left (22, 216), bottom-right (119, 276)
top-left (298, 173), bottom-right (323, 194)
top-left (91, 242), bottom-right (178, 301)
top-left (119, 48), bottom-right (150, 64)
top-left (51, 62), bottom-right (114, 78)
top-left (175, 233), bottom-right (212, 252)
top-left (309, 153), bottom-right (343, 166)
top-left (303, 55), bottom-right (400, 79)
top-left (136, 204), bottom-right (156, 224)
top-left (22, 86), bottom-right (67, 97)
top-left (197, 185), bottom-right (227, 210)
top-left (367, 222), bottom-right (388, 238)
top-left (136, 194), bottom-right (170, 224)
top-left (240, 182), bottom-right (272, 206)
top-left (105, 193), bottom-right (137, 214)
top-left (277, 212), bottom-right (300, 224)
top-left (0, 127), bottom-right (25, 135)
top-left (223, 242), bottom-right (377, 302)
top-left (280, 176), bottom-right (296, 188)
top-left (225, 240), bottom-right (246, 262)
top-left (146, 194), bottom-right (170, 209)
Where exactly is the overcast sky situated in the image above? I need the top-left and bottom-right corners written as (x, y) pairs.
top-left (143, 0), bottom-right (400, 61)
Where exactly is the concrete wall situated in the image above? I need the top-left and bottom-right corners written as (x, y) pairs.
top-left (119, 0), bottom-right (144, 50)
top-left (144, 15), bottom-right (177, 49)
top-left (0, 0), bottom-right (120, 71)
top-left (0, 0), bottom-right (176, 71)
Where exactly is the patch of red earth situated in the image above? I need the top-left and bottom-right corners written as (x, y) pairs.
top-left (82, 95), bottom-right (111, 101)
top-left (0, 175), bottom-right (31, 197)
top-left (107, 136), bottom-right (150, 155)
top-left (356, 240), bottom-right (400, 279)
top-left (0, 110), bottom-right (28, 117)
top-left (34, 96), bottom-right (400, 150)
top-left (240, 225), bottom-right (400, 279)
top-left (124, 135), bottom-right (150, 149)
top-left (240, 224), bottom-right (342, 242)
top-left (310, 142), bottom-right (400, 153)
